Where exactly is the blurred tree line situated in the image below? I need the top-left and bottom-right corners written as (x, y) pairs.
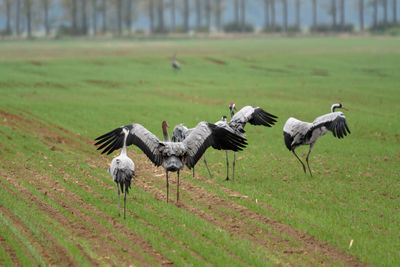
top-left (0, 0), bottom-right (399, 38)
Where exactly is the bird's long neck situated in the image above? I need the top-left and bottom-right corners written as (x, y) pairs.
top-left (162, 124), bottom-right (170, 142)
top-left (331, 104), bottom-right (339, 113)
top-left (230, 109), bottom-right (235, 118)
top-left (121, 130), bottom-right (128, 156)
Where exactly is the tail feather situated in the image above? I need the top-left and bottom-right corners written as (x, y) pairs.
top-left (283, 131), bottom-right (293, 151)
top-left (115, 169), bottom-right (134, 194)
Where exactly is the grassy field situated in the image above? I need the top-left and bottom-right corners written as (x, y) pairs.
top-left (0, 37), bottom-right (399, 266)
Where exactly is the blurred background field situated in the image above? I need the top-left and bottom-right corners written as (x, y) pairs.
top-left (0, 0), bottom-right (400, 39)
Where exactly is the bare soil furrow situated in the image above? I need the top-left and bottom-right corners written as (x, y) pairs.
top-left (0, 205), bottom-right (76, 266)
top-left (182, 178), bottom-right (366, 266)
top-left (125, 151), bottom-right (367, 266)
top-left (133, 178), bottom-right (248, 266)
top-left (0, 231), bottom-right (21, 267)
top-left (64, 164), bottom-right (202, 266)
top-left (1, 109), bottom-right (188, 265)
top-left (9, 161), bottom-right (163, 266)
top-left (137, 169), bottom-right (313, 266)
top-left (0, 171), bottom-right (97, 266)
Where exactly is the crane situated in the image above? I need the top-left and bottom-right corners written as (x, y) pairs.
top-left (283, 103), bottom-right (351, 176)
top-left (108, 127), bottom-right (135, 219)
top-left (171, 123), bottom-right (213, 179)
top-left (172, 54), bottom-right (180, 70)
top-left (95, 121), bottom-right (247, 202)
top-left (220, 103), bottom-right (278, 181)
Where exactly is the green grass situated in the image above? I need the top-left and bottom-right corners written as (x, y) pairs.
top-left (0, 37), bottom-right (399, 266)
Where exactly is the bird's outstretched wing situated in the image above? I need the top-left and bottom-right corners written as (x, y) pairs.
top-left (309, 112), bottom-right (351, 139)
top-left (94, 124), bottom-right (163, 166)
top-left (229, 106), bottom-right (278, 133)
top-left (183, 122), bottom-right (248, 168)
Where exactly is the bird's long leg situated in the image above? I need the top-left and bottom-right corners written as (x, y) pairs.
top-left (166, 170), bottom-right (169, 203)
top-left (225, 151), bottom-right (230, 181)
top-left (306, 144), bottom-right (315, 177)
top-left (116, 183), bottom-right (121, 217)
top-left (124, 189), bottom-right (127, 219)
top-left (292, 149), bottom-right (306, 174)
top-left (192, 166), bottom-right (195, 178)
top-left (177, 170), bottom-right (180, 202)
top-left (232, 152), bottom-right (236, 181)
top-left (203, 155), bottom-right (213, 179)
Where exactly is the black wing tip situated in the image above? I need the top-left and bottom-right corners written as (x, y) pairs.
top-left (257, 107), bottom-right (278, 118)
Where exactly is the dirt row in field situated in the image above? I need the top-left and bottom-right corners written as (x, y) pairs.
top-left (0, 110), bottom-right (172, 266)
top-left (0, 109), bottom-right (368, 266)
top-left (132, 157), bottom-right (368, 266)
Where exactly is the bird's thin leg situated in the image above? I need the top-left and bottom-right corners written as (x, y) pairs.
top-left (166, 170), bottom-right (169, 203)
top-left (192, 166), bottom-right (195, 178)
top-left (116, 184), bottom-right (121, 217)
top-left (232, 152), bottom-right (236, 181)
top-left (292, 150), bottom-right (306, 174)
top-left (306, 144), bottom-right (314, 177)
top-left (124, 189), bottom-right (127, 219)
top-left (177, 170), bottom-right (180, 202)
top-left (203, 155), bottom-right (213, 179)
top-left (225, 151), bottom-right (230, 181)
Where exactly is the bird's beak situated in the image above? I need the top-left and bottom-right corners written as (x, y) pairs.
top-left (234, 106), bottom-right (237, 111)
top-left (342, 106), bottom-right (349, 111)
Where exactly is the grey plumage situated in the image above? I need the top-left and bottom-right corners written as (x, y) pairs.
top-left (219, 103), bottom-right (278, 181)
top-left (171, 124), bottom-right (191, 142)
top-left (172, 53), bottom-right (180, 70)
top-left (108, 128), bottom-right (135, 219)
top-left (228, 105), bottom-right (278, 136)
top-left (96, 121), bottom-right (247, 202)
top-left (283, 103), bottom-right (351, 176)
top-left (172, 60), bottom-right (180, 70)
top-left (171, 123), bottom-right (211, 178)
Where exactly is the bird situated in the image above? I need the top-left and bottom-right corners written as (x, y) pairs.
top-left (283, 103), bottom-right (351, 176)
top-left (171, 123), bottom-right (213, 179)
top-left (108, 127), bottom-right (135, 219)
top-left (95, 121), bottom-right (247, 203)
top-left (215, 103), bottom-right (278, 181)
top-left (172, 54), bottom-right (180, 70)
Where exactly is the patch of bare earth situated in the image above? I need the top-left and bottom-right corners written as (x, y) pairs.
top-left (29, 61), bottom-right (43, 66)
top-left (34, 82), bottom-right (67, 90)
top-left (0, 205), bottom-right (76, 266)
top-left (0, 231), bottom-right (20, 266)
top-left (203, 57), bottom-right (228, 65)
top-left (85, 79), bottom-right (122, 88)
top-left (0, 170), bottom-right (97, 266)
top-left (249, 65), bottom-right (289, 73)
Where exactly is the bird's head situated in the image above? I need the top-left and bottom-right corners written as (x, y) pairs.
top-left (162, 120), bottom-right (169, 129)
top-left (229, 102), bottom-right (236, 112)
top-left (331, 103), bottom-right (348, 112)
top-left (221, 115), bottom-right (227, 122)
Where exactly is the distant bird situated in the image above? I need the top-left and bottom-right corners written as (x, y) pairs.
top-left (172, 54), bottom-right (180, 70)
top-left (283, 103), bottom-right (351, 176)
top-left (95, 121), bottom-right (247, 202)
top-left (216, 103), bottom-right (278, 181)
top-left (171, 123), bottom-right (213, 179)
top-left (108, 127), bottom-right (135, 219)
